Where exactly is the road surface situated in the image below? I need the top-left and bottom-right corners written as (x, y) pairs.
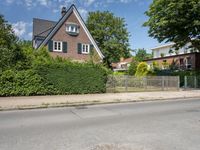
top-left (0, 99), bottom-right (200, 150)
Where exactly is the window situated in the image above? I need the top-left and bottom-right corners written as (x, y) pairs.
top-left (53, 41), bottom-right (62, 52)
top-left (66, 23), bottom-right (79, 35)
top-left (82, 44), bottom-right (90, 54)
top-left (186, 57), bottom-right (192, 69)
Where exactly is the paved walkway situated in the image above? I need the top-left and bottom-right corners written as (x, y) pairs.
top-left (0, 90), bottom-right (200, 110)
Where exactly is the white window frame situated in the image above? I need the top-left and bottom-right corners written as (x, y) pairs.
top-left (82, 44), bottom-right (90, 54)
top-left (53, 41), bottom-right (62, 52)
top-left (66, 25), bottom-right (78, 33)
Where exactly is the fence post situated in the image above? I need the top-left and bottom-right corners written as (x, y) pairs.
top-left (144, 77), bottom-right (147, 90)
top-left (184, 76), bottom-right (187, 89)
top-left (177, 76), bottom-right (180, 90)
top-left (112, 75), bottom-right (115, 93)
top-left (162, 76), bottom-right (165, 91)
top-left (125, 75), bottom-right (128, 92)
top-left (194, 76), bottom-right (197, 89)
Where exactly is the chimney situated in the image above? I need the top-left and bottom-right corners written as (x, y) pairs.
top-left (61, 7), bottom-right (67, 16)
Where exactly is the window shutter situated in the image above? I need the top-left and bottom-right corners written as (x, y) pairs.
top-left (77, 43), bottom-right (82, 54)
top-left (90, 44), bottom-right (94, 55)
top-left (62, 42), bottom-right (67, 53)
top-left (48, 40), bottom-right (53, 52)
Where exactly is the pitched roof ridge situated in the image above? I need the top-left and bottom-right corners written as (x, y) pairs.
top-left (36, 27), bottom-right (54, 36)
top-left (33, 18), bottom-right (57, 23)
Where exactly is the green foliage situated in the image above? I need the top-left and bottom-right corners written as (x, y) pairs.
top-left (113, 71), bottom-right (127, 76)
top-left (135, 62), bottom-right (149, 77)
top-left (0, 62), bottom-right (108, 96)
top-left (0, 14), bottom-right (17, 49)
top-left (0, 69), bottom-right (55, 96)
top-left (35, 62), bottom-right (108, 94)
top-left (86, 11), bottom-right (131, 67)
top-left (162, 61), bottom-right (169, 69)
top-left (152, 61), bottom-right (160, 70)
top-left (134, 48), bottom-right (152, 62)
top-left (144, 0), bottom-right (200, 51)
top-left (0, 14), bottom-right (30, 72)
top-left (128, 61), bottom-right (138, 75)
top-left (160, 53), bottom-right (165, 57)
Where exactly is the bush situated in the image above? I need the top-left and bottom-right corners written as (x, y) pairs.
top-left (128, 61), bottom-right (138, 75)
top-left (135, 62), bottom-right (149, 77)
top-left (34, 62), bottom-right (108, 94)
top-left (0, 69), bottom-right (56, 96)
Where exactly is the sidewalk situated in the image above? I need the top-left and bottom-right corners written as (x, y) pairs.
top-left (0, 90), bottom-right (200, 111)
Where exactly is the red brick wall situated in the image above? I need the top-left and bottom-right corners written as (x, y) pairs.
top-left (146, 53), bottom-right (199, 70)
top-left (47, 11), bottom-right (100, 62)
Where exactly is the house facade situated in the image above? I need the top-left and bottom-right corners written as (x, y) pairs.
top-left (111, 57), bottom-right (133, 72)
top-left (145, 43), bottom-right (200, 70)
top-left (32, 5), bottom-right (104, 62)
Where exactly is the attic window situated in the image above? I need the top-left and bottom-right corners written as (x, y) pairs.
top-left (66, 23), bottom-right (79, 36)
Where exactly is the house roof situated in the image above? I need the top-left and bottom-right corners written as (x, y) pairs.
top-left (33, 18), bottom-right (56, 38)
top-left (37, 4), bottom-right (104, 59)
top-left (120, 57), bottom-right (133, 63)
top-left (111, 57), bottom-right (133, 68)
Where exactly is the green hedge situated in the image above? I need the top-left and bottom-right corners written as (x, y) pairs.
top-left (0, 63), bottom-right (107, 96)
top-left (0, 70), bottom-right (56, 96)
top-left (35, 63), bottom-right (107, 94)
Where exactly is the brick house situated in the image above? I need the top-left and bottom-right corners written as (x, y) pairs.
top-left (145, 43), bottom-right (200, 70)
top-left (32, 4), bottom-right (104, 62)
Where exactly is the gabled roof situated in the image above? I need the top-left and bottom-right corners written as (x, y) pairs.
top-left (37, 4), bottom-right (104, 59)
top-left (33, 18), bottom-right (56, 38)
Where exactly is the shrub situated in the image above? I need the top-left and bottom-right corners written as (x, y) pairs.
top-left (152, 61), bottom-right (160, 71)
top-left (135, 62), bottom-right (149, 77)
top-left (34, 62), bottom-right (108, 94)
top-left (128, 61), bottom-right (138, 76)
top-left (0, 69), bottom-right (56, 96)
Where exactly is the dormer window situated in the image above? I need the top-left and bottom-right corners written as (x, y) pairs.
top-left (66, 23), bottom-right (79, 36)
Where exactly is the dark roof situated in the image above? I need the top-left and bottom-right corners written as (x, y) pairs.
top-left (33, 18), bottom-right (56, 39)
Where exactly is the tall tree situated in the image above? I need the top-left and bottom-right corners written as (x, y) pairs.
top-left (144, 0), bottom-right (200, 51)
top-left (0, 14), bottom-right (25, 71)
top-left (0, 14), bottom-right (17, 48)
top-left (134, 48), bottom-right (152, 62)
top-left (86, 11), bottom-right (131, 67)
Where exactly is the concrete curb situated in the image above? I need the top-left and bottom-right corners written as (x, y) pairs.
top-left (0, 96), bottom-right (200, 112)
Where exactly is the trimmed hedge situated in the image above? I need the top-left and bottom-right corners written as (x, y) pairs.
top-left (35, 63), bottom-right (107, 94)
top-left (0, 63), bottom-right (108, 96)
top-left (0, 70), bottom-right (56, 96)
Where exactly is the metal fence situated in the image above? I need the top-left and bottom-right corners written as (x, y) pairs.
top-left (106, 75), bottom-right (180, 93)
top-left (183, 76), bottom-right (200, 89)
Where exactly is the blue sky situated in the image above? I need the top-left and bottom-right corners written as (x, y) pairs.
top-left (0, 0), bottom-right (160, 52)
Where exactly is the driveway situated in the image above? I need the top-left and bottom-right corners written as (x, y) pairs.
top-left (0, 99), bottom-right (200, 150)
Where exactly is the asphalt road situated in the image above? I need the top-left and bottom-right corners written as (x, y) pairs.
top-left (0, 99), bottom-right (200, 150)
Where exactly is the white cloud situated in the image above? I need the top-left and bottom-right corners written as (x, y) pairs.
top-left (12, 21), bottom-right (31, 38)
top-left (12, 21), bottom-right (27, 37)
